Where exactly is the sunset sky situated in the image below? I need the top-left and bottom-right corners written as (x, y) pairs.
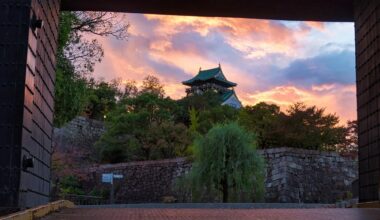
top-left (92, 13), bottom-right (356, 123)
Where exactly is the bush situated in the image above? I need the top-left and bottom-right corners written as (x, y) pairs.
top-left (187, 122), bottom-right (265, 202)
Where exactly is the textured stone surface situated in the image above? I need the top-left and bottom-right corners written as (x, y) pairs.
top-left (81, 148), bottom-right (357, 204)
top-left (83, 158), bottom-right (191, 204)
top-left (53, 116), bottom-right (105, 152)
top-left (261, 148), bottom-right (357, 203)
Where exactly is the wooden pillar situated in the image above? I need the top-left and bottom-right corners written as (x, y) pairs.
top-left (355, 0), bottom-right (380, 203)
top-left (0, 0), bottom-right (60, 212)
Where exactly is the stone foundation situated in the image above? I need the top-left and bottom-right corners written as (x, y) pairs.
top-left (261, 148), bottom-right (357, 203)
top-left (81, 148), bottom-right (357, 203)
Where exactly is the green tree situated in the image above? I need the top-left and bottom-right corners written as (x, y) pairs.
top-left (238, 102), bottom-right (281, 148)
top-left (176, 91), bottom-right (222, 125)
top-left (140, 75), bottom-right (165, 97)
top-left (58, 175), bottom-right (84, 196)
top-left (189, 107), bottom-right (200, 135)
top-left (85, 79), bottom-right (122, 120)
top-left (278, 103), bottom-right (346, 150)
top-left (54, 67), bottom-right (89, 127)
top-left (188, 123), bottom-right (265, 202)
top-left (96, 92), bottom-right (190, 163)
top-left (197, 105), bottom-right (239, 134)
top-left (54, 12), bottom-right (129, 126)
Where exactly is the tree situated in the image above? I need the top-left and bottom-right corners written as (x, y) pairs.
top-left (96, 92), bottom-right (190, 163)
top-left (54, 12), bottom-right (90, 127)
top-left (188, 123), bottom-right (265, 202)
top-left (189, 107), bottom-right (200, 135)
top-left (85, 79), bottom-right (122, 120)
top-left (63, 12), bottom-right (129, 74)
top-left (140, 75), bottom-right (165, 97)
top-left (238, 102), bottom-right (281, 148)
top-left (54, 11), bottom-right (129, 126)
top-left (175, 90), bottom-right (239, 132)
top-left (337, 120), bottom-right (358, 156)
top-left (278, 103), bottom-right (346, 150)
top-left (54, 67), bottom-right (89, 127)
top-left (197, 105), bottom-right (239, 134)
top-left (123, 80), bottom-right (139, 98)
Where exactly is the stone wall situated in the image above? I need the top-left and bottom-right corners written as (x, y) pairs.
top-left (82, 148), bottom-right (357, 204)
top-left (83, 158), bottom-right (191, 203)
top-left (54, 116), bottom-right (105, 152)
top-left (261, 148), bottom-right (357, 203)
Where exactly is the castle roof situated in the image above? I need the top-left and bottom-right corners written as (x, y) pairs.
top-left (221, 90), bottom-right (235, 102)
top-left (182, 66), bottom-right (237, 87)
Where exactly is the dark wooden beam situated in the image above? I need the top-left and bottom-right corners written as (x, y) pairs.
top-left (61, 0), bottom-right (354, 22)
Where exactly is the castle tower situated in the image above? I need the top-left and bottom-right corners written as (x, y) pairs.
top-left (182, 65), bottom-right (242, 108)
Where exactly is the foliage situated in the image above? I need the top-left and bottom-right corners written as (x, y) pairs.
top-left (197, 105), bottom-right (239, 134)
top-left (187, 123), bottom-right (265, 202)
top-left (63, 12), bottom-right (129, 74)
top-left (123, 80), bottom-right (139, 98)
top-left (279, 103), bottom-right (346, 150)
top-left (189, 107), bottom-right (200, 135)
top-left (336, 120), bottom-right (358, 155)
top-left (58, 175), bottom-right (85, 196)
top-left (176, 91), bottom-right (222, 125)
top-left (239, 102), bottom-right (348, 151)
top-left (85, 79), bottom-right (122, 120)
top-left (54, 11), bottom-right (129, 126)
top-left (140, 75), bottom-right (165, 97)
top-left (238, 102), bottom-right (281, 148)
top-left (96, 86), bottom-right (191, 163)
top-left (54, 68), bottom-right (89, 127)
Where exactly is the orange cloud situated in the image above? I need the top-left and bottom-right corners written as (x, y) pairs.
top-left (305, 21), bottom-right (325, 31)
top-left (144, 15), bottom-right (300, 58)
top-left (244, 84), bottom-right (356, 124)
top-left (88, 13), bottom-right (355, 123)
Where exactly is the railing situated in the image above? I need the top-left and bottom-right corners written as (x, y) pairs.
top-left (60, 194), bottom-right (107, 205)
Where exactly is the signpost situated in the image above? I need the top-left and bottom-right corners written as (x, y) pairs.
top-left (102, 173), bottom-right (113, 184)
top-left (101, 173), bottom-right (124, 204)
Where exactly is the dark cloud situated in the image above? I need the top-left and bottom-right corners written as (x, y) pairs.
top-left (262, 50), bottom-right (355, 88)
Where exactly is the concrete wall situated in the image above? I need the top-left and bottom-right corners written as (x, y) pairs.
top-left (82, 148), bottom-right (357, 204)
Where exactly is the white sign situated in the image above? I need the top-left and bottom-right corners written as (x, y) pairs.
top-left (102, 173), bottom-right (113, 183)
top-left (113, 174), bottom-right (123, 179)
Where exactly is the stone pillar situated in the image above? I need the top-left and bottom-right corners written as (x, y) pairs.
top-left (355, 0), bottom-right (380, 203)
top-left (0, 0), bottom-right (60, 212)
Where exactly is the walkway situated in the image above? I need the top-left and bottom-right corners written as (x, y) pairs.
top-left (43, 207), bottom-right (380, 220)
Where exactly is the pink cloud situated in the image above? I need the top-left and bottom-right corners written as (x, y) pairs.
top-left (89, 13), bottom-right (355, 122)
top-left (245, 84), bottom-right (356, 124)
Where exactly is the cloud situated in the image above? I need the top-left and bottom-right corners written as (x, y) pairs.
top-left (281, 50), bottom-right (355, 86)
top-left (245, 84), bottom-right (356, 123)
top-left (90, 13), bottom-right (356, 122)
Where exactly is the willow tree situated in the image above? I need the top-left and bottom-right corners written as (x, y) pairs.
top-left (189, 123), bottom-right (265, 202)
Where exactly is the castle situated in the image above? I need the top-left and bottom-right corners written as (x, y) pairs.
top-left (182, 65), bottom-right (242, 108)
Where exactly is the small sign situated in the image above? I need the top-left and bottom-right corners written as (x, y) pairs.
top-left (113, 174), bottom-right (123, 179)
top-left (102, 173), bottom-right (113, 183)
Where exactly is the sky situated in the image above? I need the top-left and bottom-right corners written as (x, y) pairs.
top-left (92, 13), bottom-right (356, 123)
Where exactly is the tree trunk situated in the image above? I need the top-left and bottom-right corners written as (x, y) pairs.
top-left (222, 174), bottom-right (228, 203)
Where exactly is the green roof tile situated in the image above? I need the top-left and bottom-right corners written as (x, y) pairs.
top-left (182, 66), bottom-right (237, 87)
